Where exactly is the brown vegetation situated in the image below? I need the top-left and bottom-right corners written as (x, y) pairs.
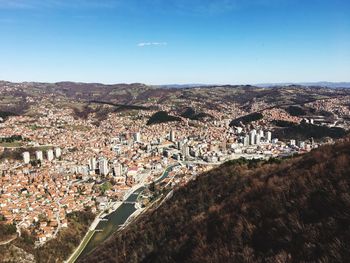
top-left (0, 209), bottom-right (94, 263)
top-left (0, 223), bottom-right (16, 242)
top-left (83, 138), bottom-right (350, 263)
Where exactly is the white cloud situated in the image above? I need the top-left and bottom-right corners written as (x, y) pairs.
top-left (138, 42), bottom-right (168, 47)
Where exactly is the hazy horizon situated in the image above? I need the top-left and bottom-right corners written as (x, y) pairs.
top-left (1, 79), bottom-right (350, 87)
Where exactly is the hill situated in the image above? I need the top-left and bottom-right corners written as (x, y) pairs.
top-left (82, 138), bottom-right (350, 263)
top-left (180, 107), bottom-right (213, 121)
top-left (230, 112), bottom-right (263, 126)
top-left (274, 123), bottom-right (347, 141)
top-left (2, 81), bottom-right (350, 117)
top-left (0, 209), bottom-right (94, 263)
top-left (256, 82), bottom-right (350, 88)
top-left (147, 111), bottom-right (181, 125)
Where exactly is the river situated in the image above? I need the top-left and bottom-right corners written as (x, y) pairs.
top-left (77, 165), bottom-right (175, 259)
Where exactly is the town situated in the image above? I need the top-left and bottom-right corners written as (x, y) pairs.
top-left (1, 0), bottom-right (349, 261)
top-left (0, 97), bottom-right (341, 246)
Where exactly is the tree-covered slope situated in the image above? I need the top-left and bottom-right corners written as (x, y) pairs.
top-left (83, 138), bottom-right (350, 263)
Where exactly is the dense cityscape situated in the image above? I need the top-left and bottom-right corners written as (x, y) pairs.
top-left (1, 81), bottom-right (349, 258)
top-left (1, 0), bottom-right (350, 261)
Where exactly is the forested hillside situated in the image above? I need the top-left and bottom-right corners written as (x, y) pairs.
top-left (83, 138), bottom-right (350, 263)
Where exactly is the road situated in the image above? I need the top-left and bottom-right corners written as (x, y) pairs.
top-left (0, 235), bottom-right (17, 246)
top-left (0, 217), bottom-right (27, 247)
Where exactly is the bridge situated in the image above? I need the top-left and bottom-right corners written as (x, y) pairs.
top-left (123, 201), bottom-right (136, 205)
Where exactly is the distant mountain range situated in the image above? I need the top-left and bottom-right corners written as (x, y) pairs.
top-left (158, 82), bottom-right (350, 89)
top-left (1, 80), bottom-right (350, 89)
top-left (155, 84), bottom-right (211, 89)
top-left (255, 82), bottom-right (350, 88)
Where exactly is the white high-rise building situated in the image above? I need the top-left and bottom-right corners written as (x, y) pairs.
top-left (243, 135), bottom-right (250, 147)
top-left (182, 144), bottom-right (190, 159)
top-left (249, 130), bottom-right (257, 145)
top-left (255, 134), bottom-right (261, 145)
top-left (54, 147), bottom-right (61, 158)
top-left (133, 132), bottom-right (141, 143)
top-left (113, 162), bottom-right (123, 177)
top-left (99, 158), bottom-right (109, 176)
top-left (35, 151), bottom-right (43, 161)
top-left (23, 152), bottom-right (30, 164)
top-left (258, 129), bottom-right (264, 138)
top-left (89, 157), bottom-right (97, 171)
top-left (290, 140), bottom-right (296, 146)
top-left (170, 130), bottom-right (176, 142)
top-left (47, 150), bottom-right (54, 161)
top-left (266, 131), bottom-right (272, 142)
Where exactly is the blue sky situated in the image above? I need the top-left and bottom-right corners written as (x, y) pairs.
top-left (0, 0), bottom-right (349, 84)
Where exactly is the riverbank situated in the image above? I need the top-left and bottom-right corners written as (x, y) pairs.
top-left (65, 209), bottom-right (105, 263)
top-left (65, 184), bottom-right (143, 263)
top-left (66, 164), bottom-right (176, 263)
top-left (65, 230), bottom-right (95, 263)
